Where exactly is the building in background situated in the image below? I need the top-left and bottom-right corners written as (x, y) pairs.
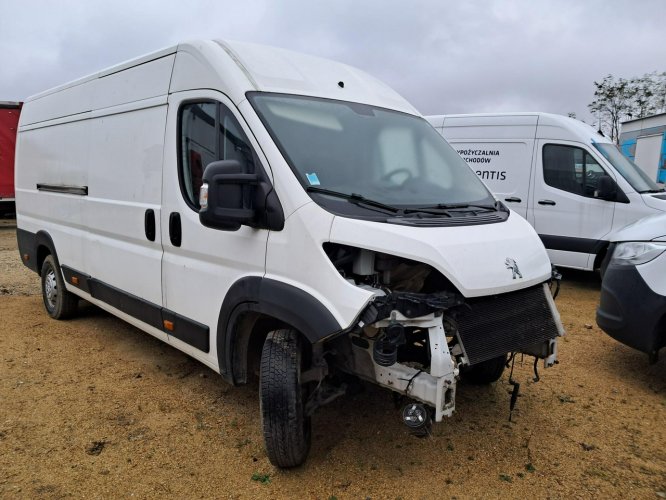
top-left (619, 112), bottom-right (666, 184)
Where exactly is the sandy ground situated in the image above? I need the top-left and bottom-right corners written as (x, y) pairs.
top-left (0, 221), bottom-right (664, 499)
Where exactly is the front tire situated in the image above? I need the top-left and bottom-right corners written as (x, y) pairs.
top-left (259, 329), bottom-right (311, 468)
top-left (463, 355), bottom-right (507, 385)
top-left (40, 255), bottom-right (78, 319)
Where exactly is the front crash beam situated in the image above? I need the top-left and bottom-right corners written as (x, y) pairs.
top-left (350, 312), bottom-right (458, 422)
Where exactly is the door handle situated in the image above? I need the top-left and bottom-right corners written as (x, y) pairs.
top-left (169, 212), bottom-right (182, 247)
top-left (504, 197), bottom-right (522, 203)
top-left (538, 199), bottom-right (556, 206)
top-left (144, 209), bottom-right (155, 241)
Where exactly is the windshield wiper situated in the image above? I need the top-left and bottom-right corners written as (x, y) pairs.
top-left (639, 188), bottom-right (666, 193)
top-left (306, 186), bottom-right (401, 214)
top-left (406, 202), bottom-right (498, 215)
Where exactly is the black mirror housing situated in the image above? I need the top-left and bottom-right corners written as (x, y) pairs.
top-left (199, 160), bottom-right (258, 230)
top-left (596, 175), bottom-right (617, 201)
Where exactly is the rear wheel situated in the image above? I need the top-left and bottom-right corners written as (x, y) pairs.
top-left (463, 355), bottom-right (507, 385)
top-left (40, 255), bottom-right (78, 319)
top-left (260, 329), bottom-right (311, 468)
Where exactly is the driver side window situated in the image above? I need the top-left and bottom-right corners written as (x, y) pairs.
top-left (179, 101), bottom-right (256, 210)
top-left (543, 144), bottom-right (606, 197)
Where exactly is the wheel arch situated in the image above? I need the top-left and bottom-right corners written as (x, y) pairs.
top-left (216, 277), bottom-right (343, 384)
top-left (17, 228), bottom-right (61, 275)
top-left (594, 242), bottom-right (611, 271)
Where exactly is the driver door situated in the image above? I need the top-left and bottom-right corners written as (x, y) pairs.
top-left (531, 140), bottom-right (615, 269)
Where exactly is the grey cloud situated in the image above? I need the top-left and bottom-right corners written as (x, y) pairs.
top-left (1, 0), bottom-right (664, 123)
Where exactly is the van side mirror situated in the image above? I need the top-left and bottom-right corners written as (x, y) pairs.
top-left (595, 175), bottom-right (617, 201)
top-left (199, 160), bottom-right (258, 231)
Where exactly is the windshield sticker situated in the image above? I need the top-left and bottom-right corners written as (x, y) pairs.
top-left (306, 172), bottom-right (321, 186)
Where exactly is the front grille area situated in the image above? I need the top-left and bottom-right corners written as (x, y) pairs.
top-left (456, 284), bottom-right (559, 365)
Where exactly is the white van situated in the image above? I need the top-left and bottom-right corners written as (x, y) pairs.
top-left (16, 41), bottom-right (563, 467)
top-left (426, 113), bottom-right (666, 271)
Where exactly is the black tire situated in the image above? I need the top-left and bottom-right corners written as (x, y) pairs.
top-left (259, 329), bottom-right (311, 468)
top-left (40, 255), bottom-right (78, 320)
top-left (463, 355), bottom-right (507, 385)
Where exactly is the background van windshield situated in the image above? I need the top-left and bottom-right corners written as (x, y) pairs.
top-left (249, 94), bottom-right (494, 207)
top-left (593, 143), bottom-right (662, 193)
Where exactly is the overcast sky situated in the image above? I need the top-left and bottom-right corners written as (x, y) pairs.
top-left (1, 0), bottom-right (664, 124)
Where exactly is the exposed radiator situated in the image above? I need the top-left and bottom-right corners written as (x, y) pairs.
top-left (456, 284), bottom-right (559, 365)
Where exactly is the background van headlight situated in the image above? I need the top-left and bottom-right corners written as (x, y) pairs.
top-left (611, 242), bottom-right (666, 266)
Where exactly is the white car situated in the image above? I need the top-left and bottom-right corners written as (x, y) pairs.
top-left (597, 213), bottom-right (666, 362)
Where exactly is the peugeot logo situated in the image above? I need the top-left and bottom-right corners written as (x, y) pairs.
top-left (505, 258), bottom-right (523, 279)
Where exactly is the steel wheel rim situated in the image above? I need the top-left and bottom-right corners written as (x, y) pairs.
top-left (44, 269), bottom-right (57, 309)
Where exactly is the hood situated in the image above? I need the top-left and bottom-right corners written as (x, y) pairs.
top-left (610, 212), bottom-right (666, 242)
top-left (641, 193), bottom-right (666, 213)
top-left (330, 212), bottom-right (552, 298)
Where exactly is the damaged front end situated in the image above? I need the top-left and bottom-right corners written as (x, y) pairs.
top-left (322, 244), bottom-right (564, 426)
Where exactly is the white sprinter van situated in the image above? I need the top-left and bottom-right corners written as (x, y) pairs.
top-left (16, 41), bottom-right (563, 467)
top-left (426, 113), bottom-right (666, 271)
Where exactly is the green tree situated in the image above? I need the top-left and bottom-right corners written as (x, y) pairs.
top-left (588, 72), bottom-right (666, 143)
top-left (588, 74), bottom-right (634, 143)
top-left (630, 74), bottom-right (656, 119)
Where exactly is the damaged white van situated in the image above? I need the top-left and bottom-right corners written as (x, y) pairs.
top-left (16, 40), bottom-right (563, 467)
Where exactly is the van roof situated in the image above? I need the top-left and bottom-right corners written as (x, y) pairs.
top-left (427, 112), bottom-right (612, 144)
top-left (25, 40), bottom-right (418, 116)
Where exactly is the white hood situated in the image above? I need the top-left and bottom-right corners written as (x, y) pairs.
top-left (641, 193), bottom-right (666, 213)
top-left (610, 212), bottom-right (666, 242)
top-left (330, 212), bottom-right (552, 297)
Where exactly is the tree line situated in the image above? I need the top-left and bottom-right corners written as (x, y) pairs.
top-left (588, 72), bottom-right (666, 143)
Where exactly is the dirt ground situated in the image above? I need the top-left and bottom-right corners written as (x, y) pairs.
top-left (0, 220), bottom-right (664, 499)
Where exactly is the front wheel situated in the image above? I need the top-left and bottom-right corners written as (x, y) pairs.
top-left (40, 255), bottom-right (78, 319)
top-left (259, 329), bottom-right (311, 468)
top-left (462, 355), bottom-right (507, 385)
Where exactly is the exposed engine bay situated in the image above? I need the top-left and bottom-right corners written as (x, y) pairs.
top-left (313, 243), bottom-right (564, 431)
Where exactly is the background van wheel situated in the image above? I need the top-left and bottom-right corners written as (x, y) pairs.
top-left (260, 329), bottom-right (311, 468)
top-left (463, 355), bottom-right (507, 385)
top-left (40, 255), bottom-right (78, 319)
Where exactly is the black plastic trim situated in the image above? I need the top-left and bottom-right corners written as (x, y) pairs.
top-left (162, 309), bottom-right (210, 352)
top-left (36, 184), bottom-right (88, 196)
top-left (61, 265), bottom-right (91, 294)
top-left (538, 234), bottom-right (607, 255)
top-left (144, 209), bottom-right (156, 241)
top-left (51, 262), bottom-right (210, 353)
top-left (169, 212), bottom-right (182, 247)
top-left (597, 263), bottom-right (666, 356)
top-left (217, 276), bottom-right (343, 378)
top-left (16, 228), bottom-right (38, 273)
top-left (88, 278), bottom-right (164, 331)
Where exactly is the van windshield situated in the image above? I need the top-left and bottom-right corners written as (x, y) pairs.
top-left (593, 143), bottom-right (663, 193)
top-left (248, 93), bottom-right (495, 211)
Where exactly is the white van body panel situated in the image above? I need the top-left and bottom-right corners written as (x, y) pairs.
top-left (608, 212), bottom-right (666, 242)
top-left (427, 112), bottom-right (666, 270)
top-left (222, 41), bottom-right (418, 115)
top-left (435, 114), bottom-right (539, 220)
top-left (264, 202), bottom-right (376, 329)
top-left (329, 210), bottom-right (551, 297)
top-left (168, 40), bottom-right (418, 117)
top-left (643, 193), bottom-right (666, 212)
top-left (159, 89), bottom-right (270, 369)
